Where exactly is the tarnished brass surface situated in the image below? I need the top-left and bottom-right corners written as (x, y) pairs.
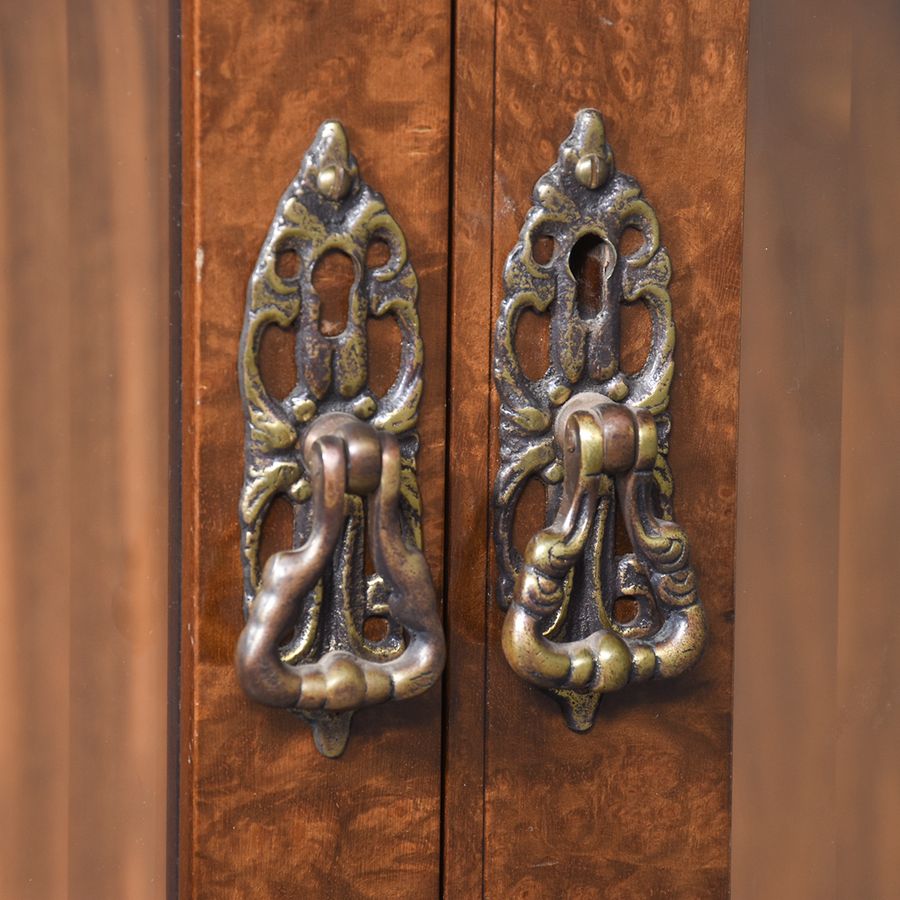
top-left (493, 109), bottom-right (706, 730)
top-left (236, 121), bottom-right (444, 757)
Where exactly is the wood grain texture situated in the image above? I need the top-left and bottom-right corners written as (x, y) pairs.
top-left (1, 2), bottom-right (170, 897)
top-left (484, 2), bottom-right (747, 896)
top-left (180, 2), bottom-right (451, 896)
top-left (440, 1), bottom-right (497, 897)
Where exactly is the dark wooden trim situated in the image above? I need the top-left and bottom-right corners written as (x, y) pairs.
top-left (441, 1), bottom-right (498, 896)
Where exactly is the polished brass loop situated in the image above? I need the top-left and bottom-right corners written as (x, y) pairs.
top-left (236, 121), bottom-right (443, 757)
top-left (493, 110), bottom-right (706, 731)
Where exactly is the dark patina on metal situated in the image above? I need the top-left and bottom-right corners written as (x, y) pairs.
top-left (236, 121), bottom-right (444, 758)
top-left (493, 109), bottom-right (705, 731)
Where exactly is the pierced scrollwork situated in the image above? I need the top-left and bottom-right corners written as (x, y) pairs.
top-left (237, 121), bottom-right (441, 757)
top-left (493, 109), bottom-right (706, 731)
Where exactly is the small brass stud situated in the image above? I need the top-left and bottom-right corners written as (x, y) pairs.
top-left (548, 384), bottom-right (572, 406)
top-left (575, 153), bottom-right (608, 190)
top-left (291, 397), bottom-right (317, 424)
top-left (316, 165), bottom-right (351, 201)
top-left (352, 396), bottom-right (377, 420)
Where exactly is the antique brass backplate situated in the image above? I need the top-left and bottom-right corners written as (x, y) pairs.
top-left (236, 121), bottom-right (445, 758)
top-left (493, 109), bottom-right (706, 731)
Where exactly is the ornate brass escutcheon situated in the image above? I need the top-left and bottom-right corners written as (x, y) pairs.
top-left (236, 121), bottom-right (445, 758)
top-left (493, 109), bottom-right (706, 731)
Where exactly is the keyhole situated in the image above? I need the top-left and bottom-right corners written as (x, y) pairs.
top-left (570, 234), bottom-right (615, 319)
top-left (312, 250), bottom-right (355, 337)
top-left (570, 234), bottom-right (618, 381)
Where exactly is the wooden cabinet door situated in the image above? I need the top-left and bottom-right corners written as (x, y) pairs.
top-left (460, 4), bottom-right (747, 897)
top-left (179, 3), bottom-right (452, 895)
top-left (180, 2), bottom-right (747, 896)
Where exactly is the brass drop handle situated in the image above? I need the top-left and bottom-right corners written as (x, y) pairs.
top-left (493, 109), bottom-right (707, 730)
top-left (503, 394), bottom-right (704, 706)
top-left (236, 413), bottom-right (445, 716)
top-left (236, 120), bottom-right (444, 757)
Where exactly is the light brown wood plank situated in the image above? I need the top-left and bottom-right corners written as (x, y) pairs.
top-left (731, 1), bottom-right (850, 895)
top-left (0, 4), bottom-right (70, 897)
top-left (733, 0), bottom-right (900, 895)
top-left (485, 2), bottom-right (748, 895)
top-left (67, 2), bottom-right (171, 895)
top-left (180, 2), bottom-right (452, 896)
top-left (836, 8), bottom-right (900, 896)
top-left (1, 1), bottom-right (171, 897)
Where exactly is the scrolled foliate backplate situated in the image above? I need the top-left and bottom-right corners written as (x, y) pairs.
top-left (238, 121), bottom-right (425, 756)
top-left (493, 109), bottom-right (705, 730)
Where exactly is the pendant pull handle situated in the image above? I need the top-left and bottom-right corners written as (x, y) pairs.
top-left (236, 121), bottom-right (444, 757)
top-left (493, 110), bottom-right (706, 730)
top-left (502, 395), bottom-right (704, 731)
top-left (236, 414), bottom-right (445, 749)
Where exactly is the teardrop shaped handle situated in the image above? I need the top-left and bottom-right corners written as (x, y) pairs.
top-left (236, 414), bottom-right (445, 739)
top-left (501, 395), bottom-right (706, 731)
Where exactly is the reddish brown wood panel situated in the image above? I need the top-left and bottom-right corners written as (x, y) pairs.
top-left (180, 2), bottom-right (451, 897)
top-left (441, 1), bottom-right (497, 897)
top-left (482, 2), bottom-right (748, 896)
